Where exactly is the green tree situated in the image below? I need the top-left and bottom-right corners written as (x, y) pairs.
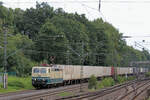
top-left (32, 19), bottom-right (68, 64)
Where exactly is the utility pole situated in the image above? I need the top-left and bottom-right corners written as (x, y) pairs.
top-left (66, 44), bottom-right (70, 65)
top-left (3, 27), bottom-right (7, 89)
top-left (67, 49), bottom-right (70, 65)
top-left (99, 0), bottom-right (101, 12)
top-left (80, 41), bottom-right (84, 92)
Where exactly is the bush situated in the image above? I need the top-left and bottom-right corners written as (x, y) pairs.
top-left (145, 72), bottom-right (150, 77)
top-left (102, 77), bottom-right (115, 87)
top-left (127, 76), bottom-right (135, 81)
top-left (116, 76), bottom-right (127, 84)
top-left (116, 76), bottom-right (135, 84)
top-left (88, 76), bottom-right (135, 90)
top-left (88, 75), bottom-right (98, 89)
top-left (97, 77), bottom-right (115, 89)
top-left (96, 82), bottom-right (104, 89)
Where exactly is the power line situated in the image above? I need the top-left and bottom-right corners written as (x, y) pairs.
top-left (123, 35), bottom-right (150, 38)
top-left (134, 41), bottom-right (150, 52)
top-left (81, 3), bottom-right (107, 21)
top-left (2, 1), bottom-right (150, 4)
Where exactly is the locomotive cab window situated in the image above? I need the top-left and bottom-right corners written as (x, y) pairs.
top-left (33, 68), bottom-right (39, 73)
top-left (40, 68), bottom-right (47, 73)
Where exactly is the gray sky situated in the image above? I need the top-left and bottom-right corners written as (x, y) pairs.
top-left (1, 0), bottom-right (150, 50)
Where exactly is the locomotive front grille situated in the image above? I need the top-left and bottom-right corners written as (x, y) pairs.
top-left (32, 78), bottom-right (47, 86)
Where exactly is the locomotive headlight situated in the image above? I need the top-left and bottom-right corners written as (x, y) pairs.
top-left (34, 78), bottom-right (36, 81)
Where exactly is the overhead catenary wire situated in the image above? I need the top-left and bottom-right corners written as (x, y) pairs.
top-left (81, 3), bottom-right (107, 21)
top-left (69, 0), bottom-right (106, 21)
top-left (2, 0), bottom-right (150, 4)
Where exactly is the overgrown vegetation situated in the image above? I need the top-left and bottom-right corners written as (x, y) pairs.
top-left (0, 76), bottom-right (34, 93)
top-left (116, 75), bottom-right (135, 84)
top-left (96, 77), bottom-right (115, 89)
top-left (88, 75), bottom-right (98, 89)
top-left (0, 2), bottom-right (150, 76)
top-left (145, 72), bottom-right (150, 77)
top-left (88, 75), bottom-right (135, 90)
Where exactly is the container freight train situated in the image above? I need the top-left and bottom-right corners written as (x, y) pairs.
top-left (32, 64), bottom-right (148, 88)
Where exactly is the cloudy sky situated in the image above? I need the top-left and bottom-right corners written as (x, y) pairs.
top-left (1, 0), bottom-right (150, 50)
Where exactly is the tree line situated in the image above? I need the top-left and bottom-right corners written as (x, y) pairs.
top-left (0, 2), bottom-right (149, 76)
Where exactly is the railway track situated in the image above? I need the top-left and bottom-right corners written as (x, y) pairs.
top-left (94, 79), bottom-right (150, 100)
top-left (0, 89), bottom-right (36, 97)
top-left (1, 78), bottom-right (150, 100)
top-left (132, 83), bottom-right (150, 100)
top-left (0, 83), bottom-right (88, 100)
top-left (118, 79), bottom-right (150, 100)
top-left (56, 78), bottom-right (150, 100)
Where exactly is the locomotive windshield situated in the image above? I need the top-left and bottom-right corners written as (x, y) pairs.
top-left (40, 68), bottom-right (46, 73)
top-left (33, 68), bottom-right (47, 73)
top-left (33, 68), bottom-right (39, 73)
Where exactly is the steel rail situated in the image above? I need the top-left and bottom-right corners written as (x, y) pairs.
top-left (0, 89), bottom-right (36, 97)
top-left (11, 84), bottom-right (88, 100)
top-left (56, 79), bottom-right (139, 100)
top-left (57, 79), bottom-right (150, 100)
top-left (132, 82), bottom-right (150, 100)
top-left (117, 80), bottom-right (150, 100)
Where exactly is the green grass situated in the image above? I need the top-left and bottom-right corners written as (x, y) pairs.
top-left (58, 92), bottom-right (73, 97)
top-left (0, 76), bottom-right (34, 93)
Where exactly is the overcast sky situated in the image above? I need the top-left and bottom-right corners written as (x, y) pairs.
top-left (1, 0), bottom-right (150, 51)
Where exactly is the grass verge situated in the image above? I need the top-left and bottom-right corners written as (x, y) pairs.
top-left (58, 92), bottom-right (73, 97)
top-left (0, 76), bottom-right (34, 93)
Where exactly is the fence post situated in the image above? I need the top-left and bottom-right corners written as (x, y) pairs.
top-left (3, 73), bottom-right (8, 89)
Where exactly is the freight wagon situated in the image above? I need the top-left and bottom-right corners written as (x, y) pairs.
top-left (32, 64), bottom-right (148, 89)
